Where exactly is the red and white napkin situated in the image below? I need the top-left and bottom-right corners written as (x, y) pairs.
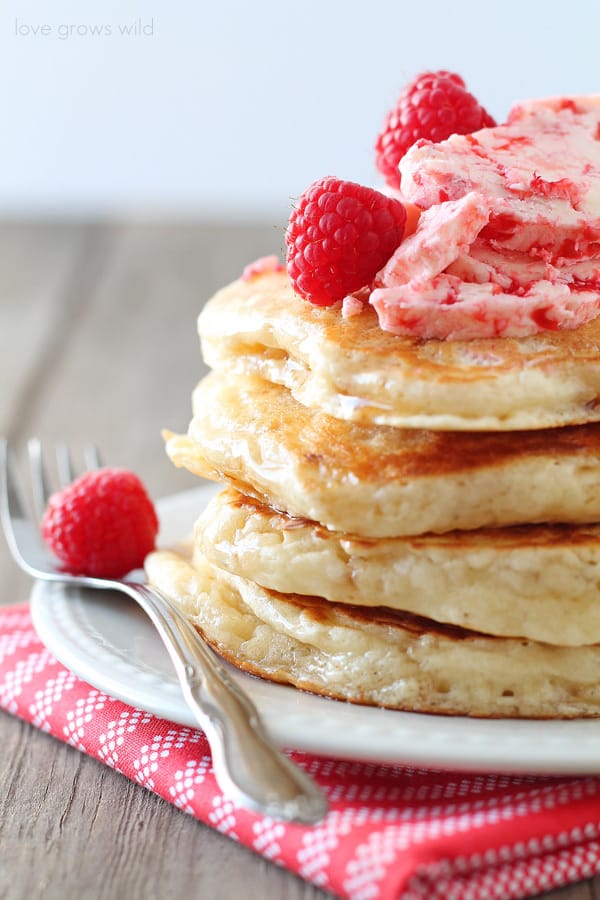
top-left (2, 602), bottom-right (600, 900)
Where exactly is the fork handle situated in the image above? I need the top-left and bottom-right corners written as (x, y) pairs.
top-left (119, 581), bottom-right (327, 824)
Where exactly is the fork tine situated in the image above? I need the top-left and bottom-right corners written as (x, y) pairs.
top-left (0, 439), bottom-right (24, 524)
top-left (56, 442), bottom-right (74, 487)
top-left (83, 445), bottom-right (103, 471)
top-left (0, 440), bottom-right (36, 565)
top-left (56, 443), bottom-right (103, 484)
top-left (27, 438), bottom-right (54, 522)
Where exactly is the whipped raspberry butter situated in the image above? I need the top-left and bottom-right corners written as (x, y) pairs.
top-left (285, 76), bottom-right (600, 343)
top-left (371, 95), bottom-right (600, 340)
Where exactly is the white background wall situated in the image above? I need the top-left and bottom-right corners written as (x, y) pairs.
top-left (1, 0), bottom-right (598, 221)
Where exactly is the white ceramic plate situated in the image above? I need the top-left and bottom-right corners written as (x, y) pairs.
top-left (30, 485), bottom-right (600, 775)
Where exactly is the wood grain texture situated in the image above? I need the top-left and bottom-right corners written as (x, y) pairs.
top-left (0, 221), bottom-right (597, 899)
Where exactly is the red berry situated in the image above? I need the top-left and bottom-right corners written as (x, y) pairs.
top-left (286, 176), bottom-right (407, 306)
top-left (41, 468), bottom-right (159, 578)
top-left (375, 70), bottom-right (496, 189)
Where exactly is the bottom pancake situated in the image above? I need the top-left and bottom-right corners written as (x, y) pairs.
top-left (145, 547), bottom-right (600, 719)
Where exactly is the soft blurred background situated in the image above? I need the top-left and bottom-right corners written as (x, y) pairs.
top-left (1, 0), bottom-right (599, 596)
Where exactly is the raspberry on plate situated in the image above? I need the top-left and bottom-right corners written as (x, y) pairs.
top-left (41, 468), bottom-right (159, 579)
top-left (285, 176), bottom-right (407, 306)
top-left (375, 70), bottom-right (496, 189)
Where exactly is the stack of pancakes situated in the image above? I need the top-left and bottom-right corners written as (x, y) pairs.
top-left (146, 269), bottom-right (600, 718)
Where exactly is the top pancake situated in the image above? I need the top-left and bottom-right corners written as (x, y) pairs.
top-left (198, 270), bottom-right (600, 431)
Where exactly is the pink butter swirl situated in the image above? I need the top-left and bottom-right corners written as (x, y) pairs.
top-left (242, 255), bottom-right (284, 281)
top-left (370, 95), bottom-right (600, 340)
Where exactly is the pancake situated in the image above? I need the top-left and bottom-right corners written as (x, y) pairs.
top-left (198, 270), bottom-right (600, 432)
top-left (145, 548), bottom-right (600, 719)
top-left (165, 371), bottom-right (600, 538)
top-left (194, 487), bottom-right (600, 647)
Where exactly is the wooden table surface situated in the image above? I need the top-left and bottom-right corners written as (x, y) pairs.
top-left (0, 220), bottom-right (596, 900)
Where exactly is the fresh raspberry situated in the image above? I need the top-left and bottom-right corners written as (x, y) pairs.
top-left (286, 176), bottom-right (407, 306)
top-left (41, 468), bottom-right (159, 578)
top-left (375, 70), bottom-right (496, 189)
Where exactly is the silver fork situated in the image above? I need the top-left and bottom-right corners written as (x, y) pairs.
top-left (0, 438), bottom-right (327, 824)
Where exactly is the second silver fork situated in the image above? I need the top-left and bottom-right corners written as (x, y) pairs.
top-left (0, 438), bottom-right (327, 824)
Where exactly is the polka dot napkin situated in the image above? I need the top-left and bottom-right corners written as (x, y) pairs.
top-left (2, 602), bottom-right (600, 900)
